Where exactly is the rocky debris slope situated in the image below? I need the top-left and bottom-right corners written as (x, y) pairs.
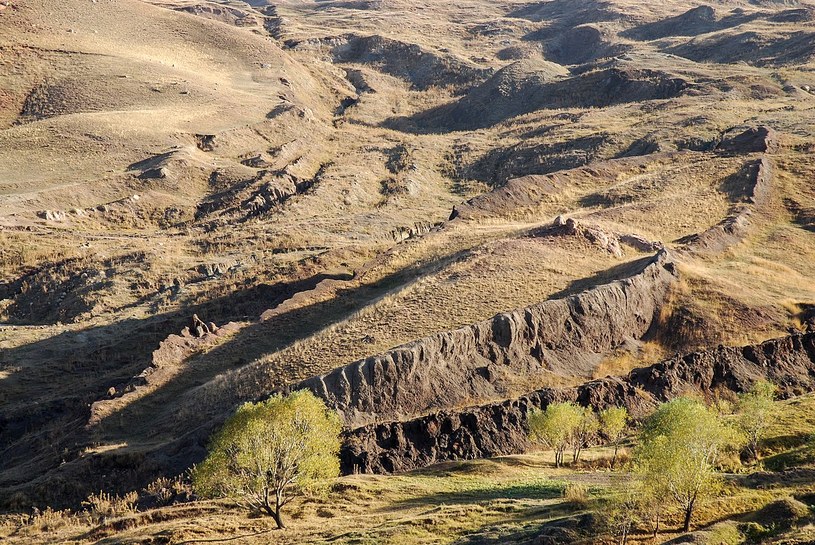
top-left (298, 249), bottom-right (678, 428)
top-left (342, 332), bottom-right (815, 474)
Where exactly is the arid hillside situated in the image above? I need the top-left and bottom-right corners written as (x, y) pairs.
top-left (2, 0), bottom-right (815, 541)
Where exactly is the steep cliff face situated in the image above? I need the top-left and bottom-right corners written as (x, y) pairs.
top-left (298, 250), bottom-right (678, 428)
top-left (342, 332), bottom-right (815, 474)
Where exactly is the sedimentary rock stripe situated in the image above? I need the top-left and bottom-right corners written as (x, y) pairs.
top-left (341, 332), bottom-right (815, 474)
top-left (297, 250), bottom-right (678, 427)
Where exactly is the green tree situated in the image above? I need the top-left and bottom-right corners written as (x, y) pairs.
top-left (603, 479), bottom-right (641, 545)
top-left (634, 397), bottom-right (735, 532)
top-left (599, 406), bottom-right (629, 468)
top-left (605, 474), bottom-right (665, 544)
top-left (528, 402), bottom-right (582, 467)
top-left (571, 407), bottom-right (599, 463)
top-left (736, 380), bottom-right (776, 461)
top-left (193, 390), bottom-right (341, 529)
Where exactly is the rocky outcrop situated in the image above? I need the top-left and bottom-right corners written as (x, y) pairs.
top-left (680, 156), bottom-right (772, 253)
top-left (389, 221), bottom-right (436, 242)
top-left (342, 332), bottom-right (815, 474)
top-left (197, 162), bottom-right (330, 221)
top-left (532, 217), bottom-right (663, 257)
top-left (35, 194), bottom-right (166, 226)
top-left (174, 3), bottom-right (258, 27)
top-left (87, 317), bottom-right (241, 427)
top-left (298, 250), bottom-right (678, 428)
top-left (715, 126), bottom-right (779, 154)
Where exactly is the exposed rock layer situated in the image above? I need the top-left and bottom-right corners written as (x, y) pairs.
top-left (343, 332), bottom-right (815, 474)
top-left (679, 156), bottom-right (773, 253)
top-left (298, 250), bottom-right (678, 428)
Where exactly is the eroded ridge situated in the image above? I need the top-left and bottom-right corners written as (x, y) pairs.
top-left (298, 250), bottom-right (678, 428)
top-left (680, 154), bottom-right (774, 253)
top-left (342, 332), bottom-right (815, 474)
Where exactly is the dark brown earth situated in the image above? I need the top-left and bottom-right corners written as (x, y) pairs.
top-left (342, 332), bottom-right (815, 474)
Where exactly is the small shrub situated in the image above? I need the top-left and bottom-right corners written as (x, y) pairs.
top-left (740, 521), bottom-right (768, 542)
top-left (143, 475), bottom-right (192, 507)
top-left (23, 507), bottom-right (81, 534)
top-left (706, 523), bottom-right (744, 545)
top-left (82, 490), bottom-right (138, 523)
top-left (145, 477), bottom-right (175, 505)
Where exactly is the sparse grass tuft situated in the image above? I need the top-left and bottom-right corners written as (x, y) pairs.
top-left (562, 482), bottom-right (590, 508)
top-left (82, 491), bottom-right (139, 523)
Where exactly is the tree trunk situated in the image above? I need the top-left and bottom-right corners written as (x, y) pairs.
top-left (261, 489), bottom-right (276, 520)
top-left (274, 491), bottom-right (286, 529)
top-left (271, 509), bottom-right (285, 529)
top-left (611, 443), bottom-right (619, 469)
top-left (682, 499), bottom-right (695, 533)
